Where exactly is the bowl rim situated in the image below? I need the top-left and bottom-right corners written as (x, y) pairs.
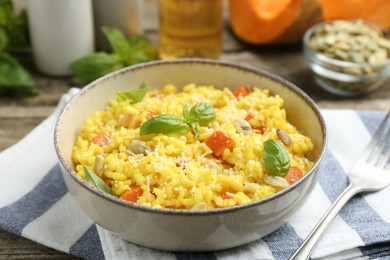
top-left (303, 19), bottom-right (390, 69)
top-left (54, 58), bottom-right (328, 216)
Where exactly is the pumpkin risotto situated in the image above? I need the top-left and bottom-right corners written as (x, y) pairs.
top-left (72, 84), bottom-right (314, 210)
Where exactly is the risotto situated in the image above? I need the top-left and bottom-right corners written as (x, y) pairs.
top-left (72, 83), bottom-right (314, 210)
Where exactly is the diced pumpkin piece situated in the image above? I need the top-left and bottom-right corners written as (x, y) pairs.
top-left (205, 130), bottom-right (235, 157)
top-left (285, 166), bottom-right (303, 184)
top-left (233, 86), bottom-right (251, 99)
top-left (120, 184), bottom-right (143, 203)
top-left (92, 133), bottom-right (111, 146)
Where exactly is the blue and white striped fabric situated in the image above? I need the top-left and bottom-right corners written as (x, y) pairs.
top-left (0, 88), bottom-right (389, 260)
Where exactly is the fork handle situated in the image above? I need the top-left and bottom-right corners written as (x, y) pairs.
top-left (289, 184), bottom-right (362, 260)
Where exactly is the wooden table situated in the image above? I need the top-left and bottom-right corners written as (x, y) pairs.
top-left (1, 1), bottom-right (389, 259)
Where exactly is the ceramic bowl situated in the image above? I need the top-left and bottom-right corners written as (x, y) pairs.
top-left (54, 59), bottom-right (327, 251)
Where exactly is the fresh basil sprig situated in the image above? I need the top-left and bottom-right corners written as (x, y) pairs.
top-left (84, 166), bottom-right (115, 196)
top-left (116, 83), bottom-right (147, 103)
top-left (0, 0), bottom-right (30, 49)
top-left (0, 52), bottom-right (39, 96)
top-left (263, 139), bottom-right (291, 177)
top-left (70, 52), bottom-right (125, 83)
top-left (0, 0), bottom-right (38, 97)
top-left (184, 102), bottom-right (216, 125)
top-left (140, 102), bottom-right (216, 137)
top-left (71, 26), bottom-right (157, 83)
top-left (140, 114), bottom-right (191, 135)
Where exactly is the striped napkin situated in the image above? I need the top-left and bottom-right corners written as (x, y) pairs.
top-left (0, 88), bottom-right (389, 260)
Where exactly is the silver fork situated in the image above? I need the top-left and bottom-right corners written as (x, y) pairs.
top-left (290, 110), bottom-right (390, 260)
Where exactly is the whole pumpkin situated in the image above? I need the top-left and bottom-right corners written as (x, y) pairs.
top-left (229, 0), bottom-right (390, 44)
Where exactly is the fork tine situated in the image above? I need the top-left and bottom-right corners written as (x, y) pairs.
top-left (364, 110), bottom-right (390, 163)
top-left (379, 144), bottom-right (390, 170)
top-left (375, 125), bottom-right (390, 168)
top-left (371, 111), bottom-right (390, 165)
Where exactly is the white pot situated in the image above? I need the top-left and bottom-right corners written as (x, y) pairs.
top-left (27, 0), bottom-right (95, 76)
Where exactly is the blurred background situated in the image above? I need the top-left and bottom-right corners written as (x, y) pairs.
top-left (3, 0), bottom-right (389, 96)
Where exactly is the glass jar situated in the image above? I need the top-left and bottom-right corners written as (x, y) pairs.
top-left (303, 20), bottom-right (390, 96)
top-left (158, 0), bottom-right (223, 60)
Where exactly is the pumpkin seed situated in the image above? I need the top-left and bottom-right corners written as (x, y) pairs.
top-left (118, 113), bottom-right (133, 127)
top-left (263, 175), bottom-right (290, 188)
top-left (203, 158), bottom-right (222, 174)
top-left (333, 41), bottom-right (350, 51)
top-left (378, 38), bottom-right (390, 49)
top-left (276, 128), bottom-right (292, 147)
top-left (233, 118), bottom-right (253, 135)
top-left (94, 154), bottom-right (104, 177)
top-left (128, 139), bottom-right (149, 155)
top-left (350, 53), bottom-right (365, 64)
top-left (191, 202), bottom-right (207, 210)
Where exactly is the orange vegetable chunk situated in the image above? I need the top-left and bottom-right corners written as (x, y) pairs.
top-left (245, 112), bottom-right (255, 121)
top-left (120, 185), bottom-right (143, 203)
top-left (285, 166), bottom-right (303, 184)
top-left (221, 193), bottom-right (233, 200)
top-left (233, 86), bottom-right (251, 99)
top-left (92, 133), bottom-right (111, 146)
top-left (205, 130), bottom-right (235, 157)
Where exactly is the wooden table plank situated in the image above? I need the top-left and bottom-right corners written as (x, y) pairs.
top-left (0, 231), bottom-right (78, 260)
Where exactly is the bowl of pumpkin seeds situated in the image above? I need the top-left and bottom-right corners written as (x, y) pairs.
top-left (303, 19), bottom-right (390, 96)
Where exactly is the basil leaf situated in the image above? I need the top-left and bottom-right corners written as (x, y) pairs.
top-left (102, 27), bottom-right (156, 65)
top-left (263, 139), bottom-right (290, 177)
top-left (125, 35), bottom-right (157, 65)
top-left (0, 27), bottom-right (7, 51)
top-left (0, 52), bottom-right (39, 96)
top-left (140, 114), bottom-right (190, 135)
top-left (189, 102), bottom-right (216, 126)
top-left (84, 166), bottom-right (115, 196)
top-left (0, 0), bottom-right (12, 26)
top-left (190, 122), bottom-right (200, 138)
top-left (182, 103), bottom-right (191, 122)
top-left (102, 26), bottom-right (130, 56)
top-left (116, 83), bottom-right (147, 103)
top-left (71, 26), bottom-right (156, 82)
top-left (5, 9), bottom-right (29, 48)
top-left (71, 52), bottom-right (124, 83)
top-left (140, 102), bottom-right (215, 138)
top-left (0, 0), bottom-right (30, 49)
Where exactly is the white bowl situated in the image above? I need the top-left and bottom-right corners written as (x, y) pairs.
top-left (54, 59), bottom-right (327, 251)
